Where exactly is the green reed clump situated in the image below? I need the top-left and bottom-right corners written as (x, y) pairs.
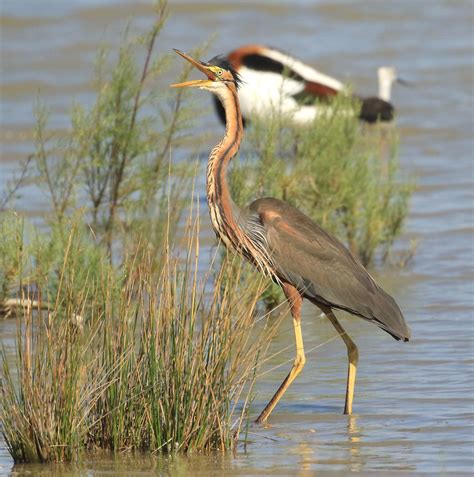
top-left (0, 213), bottom-right (112, 462)
top-left (0, 207), bottom-right (274, 463)
top-left (232, 94), bottom-right (412, 267)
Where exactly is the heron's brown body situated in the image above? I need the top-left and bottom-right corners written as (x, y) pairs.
top-left (171, 49), bottom-right (410, 423)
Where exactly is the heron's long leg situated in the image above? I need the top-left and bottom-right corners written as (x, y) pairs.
top-left (325, 310), bottom-right (359, 415)
top-left (255, 283), bottom-right (305, 424)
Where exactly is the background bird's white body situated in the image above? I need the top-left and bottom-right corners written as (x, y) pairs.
top-left (235, 47), bottom-right (345, 124)
top-left (259, 46), bottom-right (344, 91)
top-left (235, 66), bottom-right (321, 124)
top-left (217, 45), bottom-right (398, 125)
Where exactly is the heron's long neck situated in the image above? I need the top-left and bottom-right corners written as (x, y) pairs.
top-left (207, 85), bottom-right (244, 248)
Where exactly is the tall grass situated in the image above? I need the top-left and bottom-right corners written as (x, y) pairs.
top-left (0, 204), bottom-right (275, 462)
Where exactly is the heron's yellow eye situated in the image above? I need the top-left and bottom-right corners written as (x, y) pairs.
top-left (209, 66), bottom-right (225, 80)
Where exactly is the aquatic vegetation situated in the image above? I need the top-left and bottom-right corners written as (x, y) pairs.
top-left (0, 1), bottom-right (276, 463)
top-left (230, 96), bottom-right (412, 307)
top-left (0, 209), bottom-right (275, 462)
top-left (233, 95), bottom-right (412, 267)
top-left (0, 0), bottom-right (413, 464)
top-left (1, 0), bottom-right (202, 265)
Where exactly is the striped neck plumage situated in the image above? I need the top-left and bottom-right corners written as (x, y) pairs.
top-left (206, 84), bottom-right (244, 247)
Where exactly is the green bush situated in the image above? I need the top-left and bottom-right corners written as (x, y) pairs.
top-left (229, 96), bottom-right (412, 308)
top-left (233, 95), bottom-right (412, 268)
top-left (3, 1), bottom-right (204, 265)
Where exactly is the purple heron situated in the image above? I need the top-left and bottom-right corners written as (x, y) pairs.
top-left (211, 44), bottom-right (405, 127)
top-left (171, 49), bottom-right (410, 424)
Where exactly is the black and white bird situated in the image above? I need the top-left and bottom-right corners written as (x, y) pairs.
top-left (212, 44), bottom-right (403, 127)
top-left (359, 66), bottom-right (408, 123)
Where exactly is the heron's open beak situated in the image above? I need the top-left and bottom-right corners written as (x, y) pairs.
top-left (170, 49), bottom-right (216, 88)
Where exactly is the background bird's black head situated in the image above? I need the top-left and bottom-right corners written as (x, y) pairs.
top-left (208, 55), bottom-right (243, 88)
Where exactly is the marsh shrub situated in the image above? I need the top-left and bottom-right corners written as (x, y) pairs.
top-left (0, 1), bottom-right (212, 305)
top-left (2, 1), bottom-right (205, 265)
top-left (229, 97), bottom-right (412, 307)
top-left (233, 96), bottom-right (411, 267)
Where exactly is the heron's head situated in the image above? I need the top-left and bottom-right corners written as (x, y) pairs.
top-left (170, 49), bottom-right (241, 94)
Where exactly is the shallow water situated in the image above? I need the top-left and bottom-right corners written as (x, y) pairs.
top-left (1, 0), bottom-right (473, 474)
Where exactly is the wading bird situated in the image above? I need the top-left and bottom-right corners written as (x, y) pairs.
top-left (359, 66), bottom-right (408, 123)
top-left (171, 49), bottom-right (410, 423)
top-left (212, 44), bottom-right (404, 126)
top-left (376, 66), bottom-right (408, 103)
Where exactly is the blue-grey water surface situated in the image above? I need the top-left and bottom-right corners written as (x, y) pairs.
top-left (1, 1), bottom-right (473, 474)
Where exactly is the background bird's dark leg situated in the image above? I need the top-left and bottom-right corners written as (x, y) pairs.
top-left (324, 308), bottom-right (359, 415)
top-left (255, 283), bottom-right (305, 424)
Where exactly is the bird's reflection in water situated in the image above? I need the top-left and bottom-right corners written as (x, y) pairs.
top-left (348, 414), bottom-right (363, 472)
top-left (290, 415), bottom-right (362, 473)
top-left (294, 439), bottom-right (315, 474)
